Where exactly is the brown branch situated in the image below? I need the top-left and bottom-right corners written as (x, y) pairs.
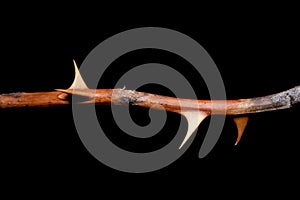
top-left (0, 91), bottom-right (70, 108)
top-left (1, 61), bottom-right (299, 147)
top-left (1, 86), bottom-right (299, 114)
top-left (104, 86), bottom-right (300, 115)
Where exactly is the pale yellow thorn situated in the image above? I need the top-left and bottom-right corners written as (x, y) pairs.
top-left (179, 111), bottom-right (208, 149)
top-left (69, 59), bottom-right (89, 90)
top-left (55, 60), bottom-right (90, 96)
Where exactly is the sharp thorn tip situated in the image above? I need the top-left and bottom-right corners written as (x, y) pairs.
top-left (178, 111), bottom-right (208, 149)
top-left (233, 116), bottom-right (249, 146)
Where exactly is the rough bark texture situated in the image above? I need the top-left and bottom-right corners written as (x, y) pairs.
top-left (1, 86), bottom-right (299, 115)
top-left (0, 91), bottom-right (70, 108)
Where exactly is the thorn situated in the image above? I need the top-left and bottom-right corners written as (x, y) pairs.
top-left (233, 116), bottom-right (249, 145)
top-left (57, 92), bottom-right (69, 100)
top-left (179, 111), bottom-right (208, 149)
top-left (55, 60), bottom-right (93, 98)
top-left (69, 60), bottom-right (89, 90)
top-left (55, 89), bottom-right (73, 94)
top-left (55, 88), bottom-right (95, 98)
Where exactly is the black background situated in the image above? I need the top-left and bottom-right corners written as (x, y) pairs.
top-left (1, 7), bottom-right (299, 197)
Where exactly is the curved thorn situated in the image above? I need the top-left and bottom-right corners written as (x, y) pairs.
top-left (179, 111), bottom-right (208, 149)
top-left (69, 60), bottom-right (89, 90)
top-left (233, 116), bottom-right (249, 145)
top-left (55, 60), bottom-right (92, 97)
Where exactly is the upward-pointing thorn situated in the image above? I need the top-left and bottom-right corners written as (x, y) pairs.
top-left (69, 60), bottom-right (89, 90)
top-left (55, 60), bottom-right (90, 96)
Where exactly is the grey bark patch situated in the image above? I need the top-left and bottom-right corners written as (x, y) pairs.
top-left (112, 89), bottom-right (136, 105)
top-left (270, 91), bottom-right (291, 106)
top-left (270, 86), bottom-right (300, 107)
top-left (289, 86), bottom-right (300, 105)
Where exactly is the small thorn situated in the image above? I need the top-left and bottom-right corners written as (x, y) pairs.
top-left (55, 88), bottom-right (95, 98)
top-left (233, 116), bottom-right (249, 145)
top-left (55, 89), bottom-right (72, 94)
top-left (179, 111), bottom-right (208, 149)
top-left (57, 92), bottom-right (69, 100)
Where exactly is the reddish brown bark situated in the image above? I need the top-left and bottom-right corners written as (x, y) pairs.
top-left (1, 86), bottom-right (299, 115)
top-left (0, 91), bottom-right (70, 108)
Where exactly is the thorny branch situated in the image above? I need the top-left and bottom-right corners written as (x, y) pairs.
top-left (1, 61), bottom-right (299, 148)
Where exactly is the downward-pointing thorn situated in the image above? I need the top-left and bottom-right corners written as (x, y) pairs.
top-left (179, 111), bottom-right (208, 149)
top-left (233, 116), bottom-right (249, 145)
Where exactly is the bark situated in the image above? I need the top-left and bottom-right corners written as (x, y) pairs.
top-left (1, 86), bottom-right (299, 115)
top-left (0, 91), bottom-right (70, 108)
